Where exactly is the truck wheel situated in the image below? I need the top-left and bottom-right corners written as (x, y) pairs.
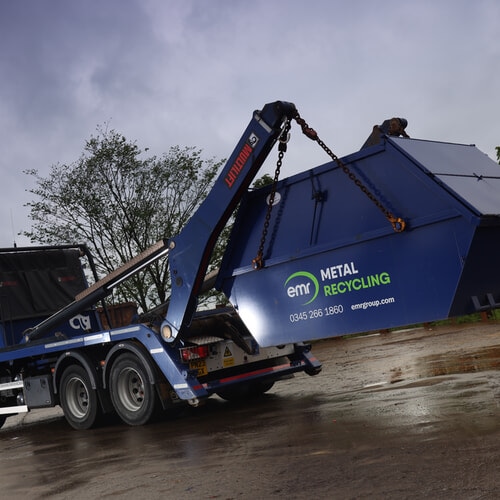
top-left (60, 365), bottom-right (100, 430)
top-left (109, 353), bottom-right (160, 426)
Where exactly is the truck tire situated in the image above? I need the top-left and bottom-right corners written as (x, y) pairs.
top-left (109, 353), bottom-right (160, 426)
top-left (60, 365), bottom-right (100, 430)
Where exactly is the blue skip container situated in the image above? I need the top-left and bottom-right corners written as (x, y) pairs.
top-left (217, 136), bottom-right (500, 346)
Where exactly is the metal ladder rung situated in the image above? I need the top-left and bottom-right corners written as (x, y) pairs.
top-left (0, 380), bottom-right (24, 391)
top-left (0, 381), bottom-right (26, 415)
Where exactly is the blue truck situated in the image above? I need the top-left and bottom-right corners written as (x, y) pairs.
top-left (1, 102), bottom-right (499, 430)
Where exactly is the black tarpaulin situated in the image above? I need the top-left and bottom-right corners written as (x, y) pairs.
top-left (0, 249), bottom-right (87, 321)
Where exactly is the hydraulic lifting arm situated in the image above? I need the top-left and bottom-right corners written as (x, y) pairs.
top-left (161, 101), bottom-right (297, 341)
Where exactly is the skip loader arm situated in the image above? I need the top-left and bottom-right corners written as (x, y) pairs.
top-left (161, 101), bottom-right (297, 342)
top-left (23, 101), bottom-right (296, 344)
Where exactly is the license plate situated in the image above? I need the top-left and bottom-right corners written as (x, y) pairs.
top-left (189, 359), bottom-right (208, 377)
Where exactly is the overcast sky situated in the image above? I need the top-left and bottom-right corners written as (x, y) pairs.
top-left (1, 0), bottom-right (498, 247)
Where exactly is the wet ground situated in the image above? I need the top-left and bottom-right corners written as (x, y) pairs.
top-left (1, 322), bottom-right (499, 499)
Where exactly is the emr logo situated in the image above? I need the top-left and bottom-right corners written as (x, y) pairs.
top-left (284, 271), bottom-right (319, 305)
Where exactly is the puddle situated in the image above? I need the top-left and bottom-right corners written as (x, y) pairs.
top-left (418, 345), bottom-right (500, 377)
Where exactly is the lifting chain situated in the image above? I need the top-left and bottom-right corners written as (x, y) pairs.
top-left (252, 119), bottom-right (291, 270)
top-left (294, 111), bottom-right (406, 233)
top-left (252, 111), bottom-right (406, 270)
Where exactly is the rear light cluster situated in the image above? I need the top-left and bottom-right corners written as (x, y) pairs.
top-left (180, 345), bottom-right (210, 362)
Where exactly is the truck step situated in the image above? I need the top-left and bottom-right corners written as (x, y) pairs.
top-left (0, 405), bottom-right (28, 415)
top-left (0, 381), bottom-right (27, 415)
top-left (0, 380), bottom-right (24, 391)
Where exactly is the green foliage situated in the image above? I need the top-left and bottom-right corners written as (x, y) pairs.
top-left (24, 127), bottom-right (225, 311)
top-left (252, 173), bottom-right (274, 189)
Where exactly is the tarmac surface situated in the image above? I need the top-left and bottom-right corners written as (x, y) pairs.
top-left (1, 321), bottom-right (499, 499)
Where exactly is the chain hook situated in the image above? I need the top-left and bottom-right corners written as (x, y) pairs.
top-left (389, 216), bottom-right (406, 233)
top-left (294, 113), bottom-right (318, 141)
top-left (252, 254), bottom-right (263, 270)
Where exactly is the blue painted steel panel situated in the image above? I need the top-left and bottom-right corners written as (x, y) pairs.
top-left (390, 137), bottom-right (500, 215)
top-left (217, 137), bottom-right (500, 346)
top-left (1, 312), bottom-right (101, 347)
